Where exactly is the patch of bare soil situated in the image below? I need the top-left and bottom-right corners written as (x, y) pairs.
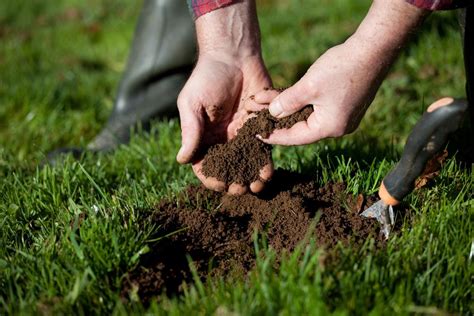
top-left (121, 170), bottom-right (390, 303)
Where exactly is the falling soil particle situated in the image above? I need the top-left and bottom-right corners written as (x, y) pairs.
top-left (121, 170), bottom-right (393, 302)
top-left (201, 106), bottom-right (313, 185)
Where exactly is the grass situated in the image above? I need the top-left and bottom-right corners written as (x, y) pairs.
top-left (0, 0), bottom-right (473, 314)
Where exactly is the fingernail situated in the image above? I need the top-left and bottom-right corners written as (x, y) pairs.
top-left (269, 100), bottom-right (285, 118)
top-left (256, 134), bottom-right (270, 142)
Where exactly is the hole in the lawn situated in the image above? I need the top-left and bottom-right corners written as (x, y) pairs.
top-left (121, 170), bottom-right (408, 303)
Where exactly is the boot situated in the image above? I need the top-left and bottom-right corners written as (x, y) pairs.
top-left (462, 6), bottom-right (473, 120)
top-left (47, 0), bottom-right (196, 162)
top-left (448, 8), bottom-right (474, 164)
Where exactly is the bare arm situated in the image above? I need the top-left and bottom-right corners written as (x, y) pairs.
top-left (254, 0), bottom-right (429, 145)
top-left (177, 1), bottom-right (272, 194)
top-left (195, 1), bottom-right (262, 61)
top-left (347, 0), bottom-right (428, 89)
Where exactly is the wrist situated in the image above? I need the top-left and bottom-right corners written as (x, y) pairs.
top-left (195, 1), bottom-right (262, 63)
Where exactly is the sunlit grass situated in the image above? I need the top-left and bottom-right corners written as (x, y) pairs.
top-left (0, 0), bottom-right (472, 314)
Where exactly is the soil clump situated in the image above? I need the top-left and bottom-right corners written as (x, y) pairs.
top-left (201, 106), bottom-right (313, 184)
top-left (122, 170), bottom-right (393, 302)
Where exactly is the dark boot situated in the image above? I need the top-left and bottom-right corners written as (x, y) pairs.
top-left (448, 8), bottom-right (474, 164)
top-left (89, 0), bottom-right (196, 151)
top-left (47, 0), bottom-right (195, 162)
top-left (462, 7), bottom-right (474, 163)
top-left (462, 7), bottom-right (473, 121)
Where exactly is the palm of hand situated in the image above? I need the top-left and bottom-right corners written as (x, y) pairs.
top-left (177, 55), bottom-right (273, 194)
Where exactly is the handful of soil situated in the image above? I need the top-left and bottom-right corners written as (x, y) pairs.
top-left (202, 106), bottom-right (313, 185)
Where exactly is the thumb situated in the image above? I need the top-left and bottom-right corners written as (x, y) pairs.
top-left (176, 106), bottom-right (204, 164)
top-left (269, 80), bottom-right (312, 118)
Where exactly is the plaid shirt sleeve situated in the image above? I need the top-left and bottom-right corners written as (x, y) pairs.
top-left (187, 0), bottom-right (240, 19)
top-left (187, 0), bottom-right (469, 19)
top-left (406, 0), bottom-right (470, 10)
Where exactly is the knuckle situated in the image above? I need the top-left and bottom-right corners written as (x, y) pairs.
top-left (302, 78), bottom-right (317, 94)
top-left (177, 92), bottom-right (188, 109)
top-left (279, 95), bottom-right (300, 112)
top-left (331, 129), bottom-right (346, 138)
top-left (288, 101), bottom-right (302, 112)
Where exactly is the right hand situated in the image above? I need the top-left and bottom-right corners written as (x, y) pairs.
top-left (248, 40), bottom-right (385, 145)
top-left (247, 0), bottom-right (427, 146)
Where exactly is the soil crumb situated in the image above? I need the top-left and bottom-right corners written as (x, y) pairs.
top-left (201, 106), bottom-right (313, 184)
top-left (122, 170), bottom-right (391, 302)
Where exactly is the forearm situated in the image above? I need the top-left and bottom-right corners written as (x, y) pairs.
top-left (195, 1), bottom-right (262, 62)
top-left (348, 0), bottom-right (429, 71)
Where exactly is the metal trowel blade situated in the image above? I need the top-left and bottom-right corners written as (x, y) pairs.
top-left (361, 200), bottom-right (395, 240)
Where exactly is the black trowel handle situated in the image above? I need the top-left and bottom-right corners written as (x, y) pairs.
top-left (379, 98), bottom-right (468, 205)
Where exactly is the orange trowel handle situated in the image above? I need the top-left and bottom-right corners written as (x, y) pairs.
top-left (380, 98), bottom-right (468, 205)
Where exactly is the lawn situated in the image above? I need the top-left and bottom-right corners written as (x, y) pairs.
top-left (0, 0), bottom-right (473, 315)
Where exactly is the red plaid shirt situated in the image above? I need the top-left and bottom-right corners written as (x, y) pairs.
top-left (406, 0), bottom-right (470, 10)
top-left (188, 0), bottom-right (469, 19)
top-left (188, 0), bottom-right (237, 19)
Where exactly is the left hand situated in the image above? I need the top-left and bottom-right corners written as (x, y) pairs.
top-left (176, 53), bottom-right (273, 195)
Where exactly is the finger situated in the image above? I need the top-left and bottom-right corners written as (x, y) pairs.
top-left (259, 163), bottom-right (274, 182)
top-left (245, 89), bottom-right (280, 112)
top-left (261, 113), bottom-right (327, 146)
top-left (269, 80), bottom-right (313, 118)
top-left (176, 103), bottom-right (204, 164)
top-left (250, 164), bottom-right (273, 193)
top-left (245, 99), bottom-right (269, 112)
top-left (192, 163), bottom-right (227, 192)
top-left (254, 89), bottom-right (280, 104)
top-left (227, 111), bottom-right (256, 139)
top-left (228, 183), bottom-right (248, 195)
top-left (250, 180), bottom-right (265, 194)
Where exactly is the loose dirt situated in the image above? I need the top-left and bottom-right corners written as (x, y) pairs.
top-left (122, 170), bottom-right (390, 302)
top-left (201, 106), bottom-right (314, 184)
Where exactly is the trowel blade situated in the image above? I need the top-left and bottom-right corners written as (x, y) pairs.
top-left (361, 200), bottom-right (395, 240)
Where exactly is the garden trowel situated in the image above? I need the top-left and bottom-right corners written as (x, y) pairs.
top-left (361, 97), bottom-right (468, 239)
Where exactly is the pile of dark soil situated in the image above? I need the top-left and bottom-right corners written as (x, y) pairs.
top-left (122, 171), bottom-right (389, 302)
top-left (202, 106), bottom-right (313, 184)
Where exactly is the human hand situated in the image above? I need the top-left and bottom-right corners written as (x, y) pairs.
top-left (176, 54), bottom-right (273, 195)
top-left (248, 0), bottom-right (426, 145)
top-left (248, 41), bottom-right (382, 145)
top-left (176, 0), bottom-right (275, 195)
